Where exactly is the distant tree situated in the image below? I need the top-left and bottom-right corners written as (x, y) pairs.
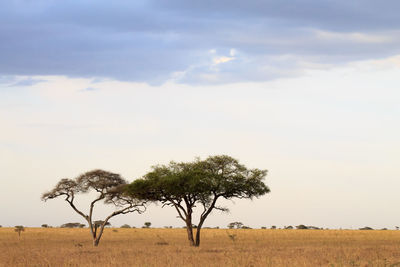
top-left (120, 224), bottom-right (131, 228)
top-left (61, 222), bottom-right (86, 228)
top-left (241, 225), bottom-right (252, 229)
top-left (359, 226), bottom-right (374, 230)
top-left (261, 226), bottom-right (266, 229)
top-left (228, 222), bottom-right (244, 229)
top-left (296, 224), bottom-right (308, 230)
top-left (396, 226), bottom-right (399, 230)
top-left (270, 225), bottom-right (276, 229)
top-left (41, 224), bottom-right (48, 228)
top-left (15, 225), bottom-right (24, 237)
top-left (42, 169), bottom-right (146, 246)
top-left (127, 155), bottom-right (270, 246)
top-left (143, 222), bottom-right (152, 228)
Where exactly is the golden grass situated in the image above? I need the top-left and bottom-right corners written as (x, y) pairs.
top-left (1, 228), bottom-right (400, 266)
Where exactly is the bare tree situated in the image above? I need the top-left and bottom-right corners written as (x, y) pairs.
top-left (42, 169), bottom-right (146, 246)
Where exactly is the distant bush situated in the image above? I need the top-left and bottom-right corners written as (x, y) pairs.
top-left (284, 226), bottom-right (293, 229)
top-left (270, 226), bottom-right (276, 229)
top-left (307, 226), bottom-right (321, 230)
top-left (120, 224), bottom-right (131, 228)
top-left (296, 225), bottom-right (308, 230)
top-left (295, 225), bottom-right (321, 230)
top-left (41, 224), bottom-right (48, 228)
top-left (94, 221), bottom-right (111, 228)
top-left (359, 226), bottom-right (374, 230)
top-left (261, 226), bottom-right (266, 229)
top-left (61, 222), bottom-right (86, 228)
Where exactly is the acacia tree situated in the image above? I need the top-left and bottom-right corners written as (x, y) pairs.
top-left (127, 155), bottom-right (270, 247)
top-left (42, 169), bottom-right (146, 246)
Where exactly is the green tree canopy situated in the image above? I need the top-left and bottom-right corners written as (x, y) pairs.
top-left (127, 155), bottom-right (270, 246)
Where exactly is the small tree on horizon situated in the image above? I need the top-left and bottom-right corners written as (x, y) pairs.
top-left (15, 225), bottom-right (24, 237)
top-left (127, 155), bottom-right (270, 247)
top-left (42, 169), bottom-right (146, 246)
top-left (228, 222), bottom-right (244, 229)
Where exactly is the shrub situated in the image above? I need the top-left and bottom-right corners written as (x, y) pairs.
top-left (359, 226), bottom-right (374, 230)
top-left (61, 222), bottom-right (86, 228)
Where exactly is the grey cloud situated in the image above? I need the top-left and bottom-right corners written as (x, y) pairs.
top-left (0, 76), bottom-right (17, 85)
top-left (1, 0), bottom-right (400, 85)
top-left (9, 77), bottom-right (46, 87)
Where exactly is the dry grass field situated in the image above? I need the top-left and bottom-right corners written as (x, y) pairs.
top-left (1, 227), bottom-right (400, 267)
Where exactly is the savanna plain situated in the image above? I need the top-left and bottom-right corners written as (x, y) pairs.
top-left (1, 228), bottom-right (400, 267)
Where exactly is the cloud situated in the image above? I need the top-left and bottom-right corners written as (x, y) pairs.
top-left (0, 76), bottom-right (17, 85)
top-left (313, 30), bottom-right (393, 44)
top-left (213, 56), bottom-right (235, 65)
top-left (1, 0), bottom-right (400, 85)
top-left (79, 87), bottom-right (98, 92)
top-left (9, 77), bottom-right (46, 87)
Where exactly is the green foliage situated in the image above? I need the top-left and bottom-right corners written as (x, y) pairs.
top-left (120, 224), bottom-right (131, 228)
top-left (127, 155), bottom-right (269, 208)
top-left (127, 155), bottom-right (270, 246)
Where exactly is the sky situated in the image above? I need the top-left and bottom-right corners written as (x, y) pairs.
top-left (0, 0), bottom-right (399, 229)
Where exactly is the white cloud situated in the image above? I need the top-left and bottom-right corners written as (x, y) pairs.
top-left (313, 29), bottom-right (393, 44)
top-left (213, 56), bottom-right (235, 65)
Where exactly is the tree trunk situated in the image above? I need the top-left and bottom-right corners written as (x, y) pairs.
top-left (94, 224), bottom-right (106, 247)
top-left (90, 223), bottom-right (107, 247)
top-left (195, 227), bottom-right (201, 247)
top-left (93, 238), bottom-right (100, 246)
top-left (186, 222), bottom-right (195, 246)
